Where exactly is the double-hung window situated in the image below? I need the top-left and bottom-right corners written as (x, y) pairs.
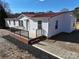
top-left (55, 20), bottom-right (58, 29)
top-left (9, 20), bottom-right (11, 24)
top-left (14, 20), bottom-right (16, 25)
top-left (38, 21), bottom-right (42, 29)
top-left (19, 20), bottom-right (23, 26)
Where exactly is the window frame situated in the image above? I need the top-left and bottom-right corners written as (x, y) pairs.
top-left (19, 20), bottom-right (23, 27)
top-left (9, 20), bottom-right (11, 24)
top-left (73, 23), bottom-right (75, 29)
top-left (38, 21), bottom-right (42, 29)
top-left (14, 20), bottom-right (16, 25)
top-left (55, 20), bottom-right (58, 29)
top-left (26, 20), bottom-right (29, 30)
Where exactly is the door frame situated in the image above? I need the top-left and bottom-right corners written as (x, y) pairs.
top-left (36, 29), bottom-right (42, 37)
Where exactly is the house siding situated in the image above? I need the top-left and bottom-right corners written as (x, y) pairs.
top-left (62, 12), bottom-right (76, 33)
top-left (19, 16), bottom-right (29, 30)
top-left (5, 20), bottom-right (9, 27)
top-left (29, 17), bottom-right (49, 38)
top-left (48, 14), bottom-right (63, 37)
top-left (29, 19), bottom-right (37, 38)
top-left (5, 12), bottom-right (76, 39)
top-left (5, 19), bottom-right (19, 28)
top-left (48, 12), bottom-right (76, 38)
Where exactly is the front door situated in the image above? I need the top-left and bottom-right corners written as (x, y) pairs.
top-left (36, 29), bottom-right (42, 37)
top-left (36, 21), bottom-right (42, 37)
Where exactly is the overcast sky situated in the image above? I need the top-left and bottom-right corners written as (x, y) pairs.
top-left (4, 0), bottom-right (79, 13)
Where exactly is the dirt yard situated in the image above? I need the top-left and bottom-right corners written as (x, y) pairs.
top-left (0, 29), bottom-right (36, 59)
top-left (0, 29), bottom-right (58, 59)
top-left (31, 22), bottom-right (79, 59)
top-left (0, 39), bottom-right (38, 59)
top-left (45, 23), bottom-right (79, 53)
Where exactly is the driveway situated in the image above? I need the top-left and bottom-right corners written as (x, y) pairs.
top-left (33, 30), bottom-right (79, 59)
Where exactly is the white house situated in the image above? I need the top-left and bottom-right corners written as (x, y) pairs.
top-left (5, 11), bottom-right (76, 39)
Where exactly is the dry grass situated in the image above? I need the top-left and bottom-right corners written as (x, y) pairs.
top-left (76, 22), bottom-right (79, 29)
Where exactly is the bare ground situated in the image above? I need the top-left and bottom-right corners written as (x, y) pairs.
top-left (0, 38), bottom-right (37, 59)
top-left (0, 29), bottom-right (58, 59)
top-left (45, 23), bottom-right (79, 53)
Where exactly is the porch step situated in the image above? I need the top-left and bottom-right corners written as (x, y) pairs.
top-left (28, 36), bottom-right (47, 45)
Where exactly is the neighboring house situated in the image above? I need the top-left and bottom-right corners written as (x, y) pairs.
top-left (5, 11), bottom-right (76, 39)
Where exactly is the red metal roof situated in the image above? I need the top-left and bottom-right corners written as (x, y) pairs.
top-left (23, 13), bottom-right (63, 18)
top-left (23, 11), bottom-right (72, 18)
top-left (24, 14), bottom-right (35, 17)
top-left (33, 13), bottom-right (61, 17)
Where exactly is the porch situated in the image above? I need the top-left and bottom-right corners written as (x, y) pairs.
top-left (6, 27), bottom-right (46, 44)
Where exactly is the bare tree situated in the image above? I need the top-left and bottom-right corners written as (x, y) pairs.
top-left (73, 7), bottom-right (79, 20)
top-left (0, 0), bottom-right (11, 13)
top-left (0, 0), bottom-right (8, 28)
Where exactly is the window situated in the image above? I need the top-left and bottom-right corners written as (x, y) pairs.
top-left (14, 20), bottom-right (16, 25)
top-left (26, 20), bottom-right (29, 30)
top-left (9, 20), bottom-right (11, 24)
top-left (73, 23), bottom-right (75, 28)
top-left (19, 20), bottom-right (23, 26)
top-left (38, 21), bottom-right (42, 29)
top-left (55, 20), bottom-right (58, 29)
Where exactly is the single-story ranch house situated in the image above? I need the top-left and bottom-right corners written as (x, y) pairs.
top-left (5, 11), bottom-right (76, 39)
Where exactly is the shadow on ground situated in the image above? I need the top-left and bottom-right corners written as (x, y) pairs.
top-left (2, 35), bottom-right (58, 59)
top-left (49, 30), bottom-right (79, 43)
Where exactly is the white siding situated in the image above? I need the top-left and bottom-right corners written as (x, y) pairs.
top-left (15, 21), bottom-right (19, 26)
top-left (5, 12), bottom-right (76, 38)
top-left (29, 19), bottom-right (37, 38)
top-left (29, 17), bottom-right (49, 38)
top-left (5, 20), bottom-right (9, 27)
top-left (62, 13), bottom-right (71, 32)
top-left (6, 20), bottom-right (19, 27)
top-left (5, 18), bottom-right (19, 28)
top-left (48, 14), bottom-right (63, 37)
top-left (19, 16), bottom-right (29, 30)
top-left (5, 20), bottom-right (13, 27)
top-left (12, 16), bottom-right (49, 38)
top-left (69, 13), bottom-right (76, 31)
top-left (48, 12), bottom-right (76, 37)
top-left (42, 21), bottom-right (48, 36)
top-left (62, 12), bottom-right (76, 33)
